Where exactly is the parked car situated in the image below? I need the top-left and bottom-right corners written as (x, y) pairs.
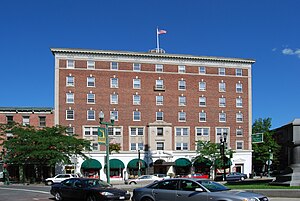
top-left (153, 173), bottom-right (170, 179)
top-left (50, 178), bottom-right (131, 201)
top-left (124, 175), bottom-right (162, 185)
top-left (45, 173), bottom-right (80, 185)
top-left (188, 173), bottom-right (209, 179)
top-left (132, 178), bottom-right (269, 201)
top-left (226, 172), bottom-right (248, 181)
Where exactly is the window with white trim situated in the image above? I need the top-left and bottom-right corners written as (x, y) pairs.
top-left (133, 111), bottom-right (141, 121)
top-left (219, 82), bottom-right (226, 92)
top-left (66, 92), bottom-right (74, 103)
top-left (108, 127), bottom-right (122, 136)
top-left (111, 62), bottom-right (118, 70)
top-left (130, 143), bottom-right (144, 151)
top-left (176, 142), bottom-right (188, 150)
top-left (155, 64), bottom-right (163, 72)
top-left (236, 141), bottom-right (243, 150)
top-left (66, 127), bottom-right (74, 135)
top-left (219, 97), bottom-right (226, 107)
top-left (196, 127), bottom-right (209, 136)
top-left (67, 60), bottom-right (74, 69)
top-left (236, 82), bottom-right (243, 93)
top-left (133, 63), bottom-right (141, 71)
top-left (236, 112), bottom-right (243, 122)
top-left (87, 93), bottom-right (95, 104)
top-left (66, 76), bottom-right (74, 86)
top-left (236, 128), bottom-right (243, 136)
top-left (110, 94), bottom-right (118, 104)
top-left (130, 127), bottom-right (144, 136)
top-left (218, 67), bottom-right (225, 75)
top-left (178, 80), bottom-right (186, 90)
top-left (157, 127), bottom-right (163, 136)
top-left (199, 112), bottom-right (206, 122)
top-left (87, 60), bottom-right (95, 69)
top-left (22, 116), bottom-right (30, 126)
top-left (133, 78), bottom-right (141, 89)
top-left (179, 96), bottom-right (186, 106)
top-left (156, 95), bottom-right (163, 105)
top-left (178, 65), bottom-right (185, 73)
top-left (199, 96), bottom-right (206, 107)
top-left (87, 77), bottom-right (95, 87)
top-left (219, 112), bottom-right (226, 122)
top-left (178, 111), bottom-right (186, 122)
top-left (110, 110), bottom-right (118, 121)
top-left (199, 66), bottom-right (206, 74)
top-left (236, 97), bottom-right (243, 107)
top-left (133, 94), bottom-right (141, 105)
top-left (156, 80), bottom-right (164, 89)
top-left (236, 68), bottom-right (242, 76)
top-left (157, 142), bottom-right (164, 150)
top-left (92, 143), bottom-right (98, 151)
top-left (84, 127), bottom-right (98, 136)
top-left (176, 127), bottom-right (189, 136)
top-left (156, 111), bottom-right (163, 121)
top-left (216, 128), bottom-right (228, 137)
top-left (110, 78), bottom-right (118, 88)
top-left (199, 81), bottom-right (206, 91)
top-left (87, 110), bottom-right (95, 120)
top-left (66, 109), bottom-right (74, 120)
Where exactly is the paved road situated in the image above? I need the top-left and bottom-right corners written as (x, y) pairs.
top-left (0, 185), bottom-right (299, 201)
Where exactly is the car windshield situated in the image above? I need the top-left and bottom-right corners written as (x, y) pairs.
top-left (197, 180), bottom-right (230, 192)
top-left (84, 179), bottom-right (111, 187)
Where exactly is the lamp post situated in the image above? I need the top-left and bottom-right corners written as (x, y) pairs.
top-left (220, 133), bottom-right (227, 181)
top-left (99, 110), bottom-right (115, 184)
top-left (138, 149), bottom-right (141, 177)
top-left (267, 149), bottom-right (271, 177)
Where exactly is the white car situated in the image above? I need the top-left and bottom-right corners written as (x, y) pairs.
top-left (45, 174), bottom-right (79, 185)
top-left (125, 175), bottom-right (162, 185)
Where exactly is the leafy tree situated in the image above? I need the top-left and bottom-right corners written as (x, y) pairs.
top-left (109, 143), bottom-right (121, 154)
top-left (252, 118), bottom-right (280, 174)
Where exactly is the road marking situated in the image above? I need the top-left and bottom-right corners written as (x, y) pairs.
top-left (0, 187), bottom-right (49, 194)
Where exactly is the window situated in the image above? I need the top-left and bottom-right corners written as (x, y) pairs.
top-left (236, 141), bottom-right (243, 150)
top-left (108, 127), bottom-right (122, 136)
top-left (176, 127), bottom-right (189, 136)
top-left (66, 110), bottom-right (74, 120)
top-left (87, 77), bottom-right (95, 87)
top-left (130, 143), bottom-right (144, 151)
top-left (236, 112), bottom-right (243, 122)
top-left (196, 128), bottom-right (209, 136)
top-left (199, 112), bottom-right (206, 122)
top-left (199, 96), bottom-right (206, 107)
top-left (216, 128), bottom-right (228, 136)
top-left (84, 127), bottom-right (98, 135)
top-left (155, 64), bottom-right (163, 72)
top-left (111, 62), bottom-right (118, 70)
top-left (179, 96), bottom-right (186, 106)
top-left (6, 116), bottom-right (14, 124)
top-left (157, 142), bottom-right (164, 150)
top-left (66, 127), bottom-right (74, 135)
top-left (219, 97), bottom-right (226, 107)
top-left (156, 80), bottom-right (164, 89)
top-left (219, 82), bottom-right (226, 92)
top-left (110, 78), bottom-right (118, 88)
top-left (87, 60), bottom-right (95, 69)
top-left (39, 116), bottom-right (46, 127)
top-left (130, 127), bottom-right (144, 136)
top-left (67, 60), bottom-right (74, 68)
top-left (92, 143), bottom-right (98, 151)
top-left (236, 82), bottom-right (243, 93)
top-left (66, 76), bottom-right (74, 86)
top-left (133, 111), bottom-right (141, 121)
top-left (66, 92), bottom-right (74, 103)
top-left (178, 65), bottom-right (185, 73)
top-left (176, 142), bottom-right (188, 150)
top-left (218, 67), bottom-right (225, 75)
top-left (156, 111), bottom-right (164, 121)
top-left (219, 112), bottom-right (226, 122)
top-left (156, 95), bottom-right (163, 105)
top-left (110, 110), bottom-right (118, 121)
top-left (236, 68), bottom-right (243, 76)
top-left (110, 94), bottom-right (118, 104)
top-left (199, 66), bottom-right (206, 74)
top-left (178, 112), bottom-right (186, 122)
top-left (133, 78), bottom-right (141, 89)
top-left (236, 97), bottom-right (243, 107)
top-left (178, 80), bottom-right (186, 90)
top-left (133, 63), bottom-right (141, 71)
top-left (236, 128), bottom-right (243, 136)
top-left (157, 128), bottom-right (163, 136)
top-left (199, 81), bottom-right (206, 91)
top-left (87, 93), bottom-right (95, 104)
top-left (87, 110), bottom-right (95, 120)
top-left (133, 94), bottom-right (141, 105)
top-left (22, 116), bottom-right (30, 126)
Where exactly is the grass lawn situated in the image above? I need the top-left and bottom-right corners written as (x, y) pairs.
top-left (224, 183), bottom-right (300, 189)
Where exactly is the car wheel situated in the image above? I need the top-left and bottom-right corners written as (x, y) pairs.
top-left (129, 181), bottom-right (136, 185)
top-left (142, 197), bottom-right (154, 201)
top-left (46, 181), bottom-right (53, 186)
top-left (240, 177), bottom-right (245, 181)
top-left (86, 194), bottom-right (98, 201)
top-left (54, 192), bottom-right (62, 201)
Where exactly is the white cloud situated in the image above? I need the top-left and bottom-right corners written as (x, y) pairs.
top-left (282, 48), bottom-right (300, 58)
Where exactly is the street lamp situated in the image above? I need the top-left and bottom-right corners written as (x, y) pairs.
top-left (220, 133), bottom-right (227, 181)
top-left (99, 110), bottom-right (115, 184)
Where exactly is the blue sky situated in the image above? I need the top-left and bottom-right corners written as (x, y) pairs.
top-left (0, 0), bottom-right (299, 129)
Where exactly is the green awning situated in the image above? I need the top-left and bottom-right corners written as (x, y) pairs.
top-left (175, 158), bottom-right (192, 167)
top-left (193, 157), bottom-right (213, 167)
top-left (81, 159), bottom-right (102, 170)
top-left (127, 159), bottom-right (147, 169)
top-left (104, 159), bottom-right (125, 169)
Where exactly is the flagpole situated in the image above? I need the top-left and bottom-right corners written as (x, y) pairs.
top-left (156, 27), bottom-right (160, 53)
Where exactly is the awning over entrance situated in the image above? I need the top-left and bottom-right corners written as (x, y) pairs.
top-left (175, 158), bottom-right (192, 167)
top-left (193, 157), bottom-right (212, 167)
top-left (127, 159), bottom-right (147, 169)
top-left (81, 159), bottom-right (102, 170)
top-left (104, 159), bottom-right (125, 169)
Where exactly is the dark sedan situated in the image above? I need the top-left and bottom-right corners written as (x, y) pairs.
top-left (226, 172), bottom-right (248, 181)
top-left (132, 178), bottom-right (269, 201)
top-left (50, 178), bottom-right (131, 201)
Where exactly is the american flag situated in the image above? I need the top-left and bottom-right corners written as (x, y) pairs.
top-left (157, 29), bottom-right (167, 35)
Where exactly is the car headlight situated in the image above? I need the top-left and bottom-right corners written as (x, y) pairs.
top-left (241, 198), bottom-right (259, 201)
top-left (100, 192), bottom-right (114, 196)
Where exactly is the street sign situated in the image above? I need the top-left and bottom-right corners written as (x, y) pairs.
top-left (252, 133), bottom-right (263, 143)
top-left (98, 127), bottom-right (106, 144)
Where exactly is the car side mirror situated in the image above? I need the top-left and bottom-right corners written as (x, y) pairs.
top-left (195, 188), bottom-right (204, 192)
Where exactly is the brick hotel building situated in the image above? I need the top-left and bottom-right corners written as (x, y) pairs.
top-left (51, 48), bottom-right (255, 179)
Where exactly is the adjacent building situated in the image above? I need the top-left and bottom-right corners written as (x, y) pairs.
top-left (51, 48), bottom-right (255, 179)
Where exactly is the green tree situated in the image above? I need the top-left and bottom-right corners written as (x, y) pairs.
top-left (0, 123), bottom-right (91, 181)
top-left (252, 118), bottom-right (280, 174)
